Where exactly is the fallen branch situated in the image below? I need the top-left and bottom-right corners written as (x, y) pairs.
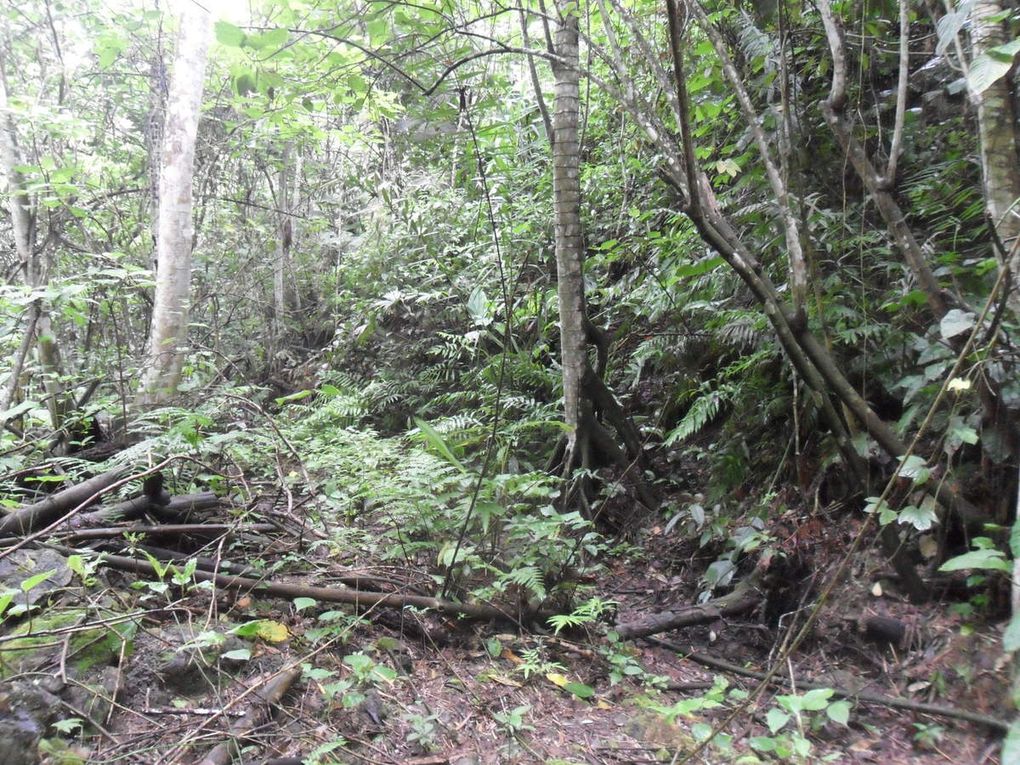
top-left (614, 583), bottom-right (759, 640)
top-left (90, 550), bottom-right (526, 622)
top-left (71, 491), bottom-right (220, 526)
top-left (650, 636), bottom-right (1008, 732)
top-left (0, 467), bottom-right (128, 537)
top-left (195, 667), bottom-right (301, 765)
top-left (52, 522), bottom-right (277, 542)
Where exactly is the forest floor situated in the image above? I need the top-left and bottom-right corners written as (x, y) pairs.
top-left (1, 473), bottom-right (1009, 765)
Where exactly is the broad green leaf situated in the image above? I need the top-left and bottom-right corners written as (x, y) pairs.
top-left (799, 688), bottom-right (834, 711)
top-left (1004, 615), bottom-right (1020, 652)
top-left (216, 21), bottom-right (246, 47)
top-left (968, 39), bottom-right (1020, 95)
top-left (826, 700), bottom-right (851, 725)
top-left (565, 682), bottom-right (596, 699)
top-left (766, 707), bottom-right (790, 733)
top-left (896, 455), bottom-right (930, 485)
top-left (221, 648), bottom-right (252, 661)
top-left (293, 597), bottom-right (317, 611)
top-left (898, 499), bottom-right (938, 531)
top-left (367, 17), bottom-right (389, 45)
top-left (247, 28), bottom-right (289, 51)
top-left (939, 548), bottom-right (1011, 573)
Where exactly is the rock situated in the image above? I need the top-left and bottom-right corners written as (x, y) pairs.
top-left (0, 680), bottom-right (63, 765)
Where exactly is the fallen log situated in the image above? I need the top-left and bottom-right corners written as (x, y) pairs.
top-left (72, 491), bottom-right (220, 527)
top-left (89, 550), bottom-right (526, 622)
top-left (112, 543), bottom-right (262, 579)
top-left (613, 583), bottom-right (760, 640)
top-left (0, 467), bottom-right (128, 537)
top-left (53, 523), bottom-right (276, 542)
top-left (195, 668), bottom-right (301, 765)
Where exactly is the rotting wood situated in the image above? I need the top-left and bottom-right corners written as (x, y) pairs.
top-left (89, 550), bottom-right (530, 622)
top-left (0, 466), bottom-right (128, 537)
top-left (613, 582), bottom-right (759, 640)
top-left (195, 667), bottom-right (301, 765)
top-left (650, 636), bottom-right (1009, 732)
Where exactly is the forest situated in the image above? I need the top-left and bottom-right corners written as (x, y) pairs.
top-left (1, 0), bottom-right (1019, 762)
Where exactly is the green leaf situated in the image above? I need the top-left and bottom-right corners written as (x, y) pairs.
top-left (413, 417), bottom-right (466, 473)
top-left (276, 389), bottom-right (313, 405)
top-left (898, 499), bottom-right (938, 531)
top-left (0, 591), bottom-right (14, 618)
top-left (968, 39), bottom-right (1020, 95)
top-left (564, 682), bottom-right (595, 699)
top-left (221, 648), bottom-right (252, 661)
top-left (897, 455), bottom-right (930, 485)
top-left (367, 17), bottom-right (389, 45)
top-left (293, 597), bottom-right (317, 611)
top-left (864, 496), bottom-right (898, 526)
top-left (766, 707), bottom-right (790, 733)
top-left (246, 28), bottom-right (289, 51)
top-left (1004, 721), bottom-right (1020, 765)
top-left (1004, 616), bottom-right (1020, 653)
top-left (826, 700), bottom-right (851, 725)
top-left (939, 548), bottom-right (1011, 573)
top-left (216, 21), bottom-right (246, 47)
top-left (799, 688), bottom-right (834, 711)
top-left (21, 569), bottom-right (56, 592)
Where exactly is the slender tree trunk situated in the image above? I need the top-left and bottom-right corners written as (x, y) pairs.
top-left (273, 142), bottom-right (293, 351)
top-left (551, 2), bottom-right (586, 468)
top-left (0, 46), bottom-right (71, 437)
top-left (138, 6), bottom-right (212, 406)
top-left (816, 0), bottom-right (952, 319)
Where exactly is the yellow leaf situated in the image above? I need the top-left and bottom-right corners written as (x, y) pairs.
top-left (545, 672), bottom-right (569, 688)
top-left (254, 620), bottom-right (289, 643)
top-left (596, 700), bottom-right (612, 710)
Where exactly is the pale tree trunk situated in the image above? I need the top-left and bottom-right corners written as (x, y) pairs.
top-left (138, 6), bottom-right (212, 407)
top-left (272, 142), bottom-right (293, 351)
top-left (551, 2), bottom-right (586, 466)
top-left (968, 1), bottom-right (1020, 753)
top-left (545, 3), bottom-right (656, 510)
top-left (0, 52), bottom-right (69, 435)
top-left (970, 0), bottom-right (1020, 265)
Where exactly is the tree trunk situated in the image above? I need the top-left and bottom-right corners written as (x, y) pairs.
top-left (970, 0), bottom-right (1020, 267)
top-left (0, 47), bottom-right (70, 437)
top-left (551, 2), bottom-right (587, 470)
top-left (272, 142), bottom-right (293, 355)
top-left (138, 6), bottom-right (212, 407)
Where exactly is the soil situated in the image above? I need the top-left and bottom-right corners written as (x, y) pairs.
top-left (0, 491), bottom-right (1009, 765)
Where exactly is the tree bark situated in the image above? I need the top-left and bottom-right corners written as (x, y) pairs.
top-left (970, 0), bottom-right (1020, 267)
top-left (0, 46), bottom-right (71, 437)
top-left (138, 6), bottom-right (212, 406)
top-left (552, 2), bottom-right (587, 469)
